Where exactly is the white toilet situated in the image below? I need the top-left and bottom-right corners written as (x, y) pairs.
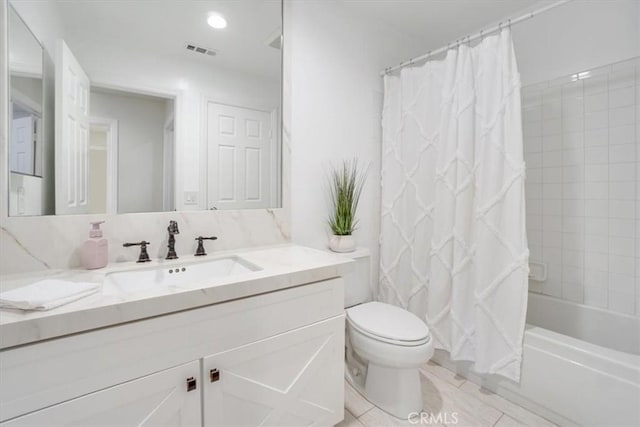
top-left (341, 248), bottom-right (434, 419)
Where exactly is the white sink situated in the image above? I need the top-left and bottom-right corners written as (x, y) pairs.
top-left (103, 256), bottom-right (261, 295)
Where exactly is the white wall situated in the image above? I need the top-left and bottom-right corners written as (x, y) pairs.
top-left (513, 0), bottom-right (639, 86)
top-left (90, 90), bottom-right (167, 214)
top-left (289, 1), bottom-right (424, 294)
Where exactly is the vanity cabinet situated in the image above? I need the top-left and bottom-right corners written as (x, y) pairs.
top-left (1, 361), bottom-right (201, 427)
top-left (0, 278), bottom-right (345, 426)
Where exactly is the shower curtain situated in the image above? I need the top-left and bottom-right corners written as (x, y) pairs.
top-left (379, 29), bottom-right (529, 381)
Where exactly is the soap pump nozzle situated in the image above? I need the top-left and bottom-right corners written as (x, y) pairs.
top-left (89, 220), bottom-right (105, 238)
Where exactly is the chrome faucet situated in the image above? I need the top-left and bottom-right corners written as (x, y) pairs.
top-left (166, 220), bottom-right (180, 260)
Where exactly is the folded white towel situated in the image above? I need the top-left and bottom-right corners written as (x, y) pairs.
top-left (0, 279), bottom-right (100, 311)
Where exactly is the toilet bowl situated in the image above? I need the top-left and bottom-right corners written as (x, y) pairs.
top-left (345, 301), bottom-right (434, 418)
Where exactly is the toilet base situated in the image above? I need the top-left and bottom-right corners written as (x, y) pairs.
top-left (365, 364), bottom-right (424, 419)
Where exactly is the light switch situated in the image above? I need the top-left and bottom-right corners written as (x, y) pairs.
top-left (184, 191), bottom-right (198, 205)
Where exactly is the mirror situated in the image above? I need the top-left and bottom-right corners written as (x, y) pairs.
top-left (6, 0), bottom-right (283, 216)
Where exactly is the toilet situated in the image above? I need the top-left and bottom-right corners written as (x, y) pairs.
top-left (341, 248), bottom-right (433, 419)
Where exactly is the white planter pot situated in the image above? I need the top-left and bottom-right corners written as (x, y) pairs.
top-left (329, 235), bottom-right (356, 253)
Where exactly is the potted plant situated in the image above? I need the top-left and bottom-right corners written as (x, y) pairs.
top-left (327, 159), bottom-right (366, 253)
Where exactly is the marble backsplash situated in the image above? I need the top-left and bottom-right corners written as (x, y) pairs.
top-left (0, 209), bottom-right (290, 274)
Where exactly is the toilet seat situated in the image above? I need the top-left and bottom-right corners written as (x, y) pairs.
top-left (346, 302), bottom-right (430, 347)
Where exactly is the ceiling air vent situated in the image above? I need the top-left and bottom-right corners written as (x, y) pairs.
top-left (185, 43), bottom-right (217, 57)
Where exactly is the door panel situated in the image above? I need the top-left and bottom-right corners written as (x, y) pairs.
top-left (55, 40), bottom-right (90, 214)
top-left (10, 116), bottom-right (34, 174)
top-left (203, 316), bottom-right (345, 427)
top-left (1, 361), bottom-right (201, 427)
top-left (207, 102), bottom-right (272, 209)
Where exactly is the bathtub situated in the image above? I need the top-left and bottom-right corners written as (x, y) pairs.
top-left (432, 292), bottom-right (640, 426)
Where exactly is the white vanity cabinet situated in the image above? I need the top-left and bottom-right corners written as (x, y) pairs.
top-left (0, 278), bottom-right (345, 427)
top-left (1, 361), bottom-right (202, 427)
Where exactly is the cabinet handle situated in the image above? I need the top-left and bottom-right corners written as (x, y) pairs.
top-left (210, 368), bottom-right (220, 383)
top-left (186, 376), bottom-right (197, 392)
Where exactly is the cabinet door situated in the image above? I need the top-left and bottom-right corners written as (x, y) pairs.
top-left (203, 316), bottom-right (345, 427)
top-left (1, 361), bottom-right (201, 427)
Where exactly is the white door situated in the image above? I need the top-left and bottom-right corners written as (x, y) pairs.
top-left (55, 40), bottom-right (90, 215)
top-left (203, 317), bottom-right (345, 427)
top-left (10, 115), bottom-right (34, 175)
top-left (207, 102), bottom-right (273, 210)
top-left (0, 361), bottom-right (201, 427)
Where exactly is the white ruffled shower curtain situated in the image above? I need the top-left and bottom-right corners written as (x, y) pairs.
top-left (379, 29), bottom-right (529, 381)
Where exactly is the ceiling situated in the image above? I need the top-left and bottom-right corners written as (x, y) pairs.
top-left (54, 0), bottom-right (282, 81)
top-left (342, 0), bottom-right (555, 57)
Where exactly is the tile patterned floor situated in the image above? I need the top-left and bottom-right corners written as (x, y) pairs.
top-left (337, 361), bottom-right (556, 427)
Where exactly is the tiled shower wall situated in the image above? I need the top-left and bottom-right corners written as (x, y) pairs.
top-left (523, 57), bottom-right (639, 316)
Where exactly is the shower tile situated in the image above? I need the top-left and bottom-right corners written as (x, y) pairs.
top-left (525, 152), bottom-right (542, 168)
top-left (523, 122), bottom-right (542, 140)
top-left (524, 136), bottom-right (542, 153)
top-left (609, 162), bottom-right (635, 181)
top-left (562, 282), bottom-right (584, 302)
top-left (527, 167), bottom-right (543, 183)
top-left (609, 291), bottom-right (635, 314)
top-left (543, 167), bottom-right (563, 184)
top-left (527, 214), bottom-right (542, 230)
top-left (609, 236), bottom-right (635, 256)
top-left (585, 182), bottom-right (608, 199)
top-left (543, 215), bottom-right (562, 232)
top-left (563, 199), bottom-right (585, 217)
top-left (609, 257), bottom-right (635, 276)
top-left (526, 201), bottom-right (543, 216)
top-left (563, 165), bottom-right (584, 183)
top-left (585, 218), bottom-right (609, 236)
top-left (609, 273), bottom-right (635, 294)
top-left (609, 200), bottom-right (635, 219)
top-left (529, 245), bottom-right (542, 261)
top-left (585, 234), bottom-right (609, 253)
top-left (584, 111), bottom-right (608, 130)
top-left (523, 106), bottom-right (542, 123)
top-left (609, 69), bottom-right (635, 91)
top-left (563, 115), bottom-right (584, 133)
top-left (583, 282), bottom-right (608, 308)
top-left (562, 148), bottom-right (584, 166)
top-left (609, 125), bottom-right (635, 146)
top-left (585, 252), bottom-right (608, 271)
top-left (609, 87), bottom-right (634, 109)
top-left (543, 183), bottom-right (562, 199)
top-left (543, 134), bottom-right (562, 151)
top-left (609, 106), bottom-right (635, 128)
top-left (526, 183), bottom-right (542, 199)
top-left (584, 200), bottom-right (608, 217)
top-left (609, 182), bottom-right (635, 200)
top-left (609, 144), bottom-right (635, 164)
top-left (584, 92), bottom-right (608, 113)
top-left (542, 150), bottom-right (562, 167)
top-left (542, 247), bottom-right (562, 264)
top-left (562, 216), bottom-right (584, 233)
top-left (583, 74), bottom-right (608, 96)
top-left (543, 199), bottom-right (562, 216)
top-left (584, 128), bottom-right (608, 147)
top-left (585, 164), bottom-right (608, 182)
top-left (562, 265), bottom-right (583, 284)
top-left (543, 119), bottom-right (562, 136)
top-left (609, 218), bottom-right (635, 237)
top-left (585, 146), bottom-right (608, 164)
top-left (563, 250), bottom-right (584, 268)
top-left (562, 132), bottom-right (584, 150)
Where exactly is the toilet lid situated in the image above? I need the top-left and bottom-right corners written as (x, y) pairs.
top-left (346, 302), bottom-right (430, 343)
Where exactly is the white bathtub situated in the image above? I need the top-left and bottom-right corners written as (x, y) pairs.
top-left (433, 292), bottom-right (640, 426)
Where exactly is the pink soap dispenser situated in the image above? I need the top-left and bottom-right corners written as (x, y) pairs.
top-left (81, 221), bottom-right (108, 269)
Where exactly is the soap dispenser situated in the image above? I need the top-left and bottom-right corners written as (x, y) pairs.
top-left (81, 221), bottom-right (108, 269)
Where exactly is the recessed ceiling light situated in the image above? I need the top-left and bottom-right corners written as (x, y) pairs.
top-left (207, 13), bottom-right (227, 29)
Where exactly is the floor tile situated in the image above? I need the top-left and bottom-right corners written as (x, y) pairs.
top-left (336, 410), bottom-right (365, 427)
top-left (494, 413), bottom-right (525, 427)
top-left (345, 380), bottom-right (375, 417)
top-left (358, 407), bottom-right (445, 427)
top-left (420, 371), bottom-right (503, 427)
top-left (459, 382), bottom-right (556, 427)
top-left (421, 360), bottom-right (466, 388)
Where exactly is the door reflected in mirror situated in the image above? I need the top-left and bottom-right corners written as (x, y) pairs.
top-left (6, 0), bottom-right (282, 216)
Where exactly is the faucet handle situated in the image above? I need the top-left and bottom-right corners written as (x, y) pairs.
top-left (123, 241), bottom-right (151, 263)
top-left (194, 236), bottom-right (218, 256)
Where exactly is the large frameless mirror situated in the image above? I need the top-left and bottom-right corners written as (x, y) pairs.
top-left (6, 0), bottom-right (283, 216)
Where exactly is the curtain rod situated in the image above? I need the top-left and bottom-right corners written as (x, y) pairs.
top-left (380, 0), bottom-right (572, 76)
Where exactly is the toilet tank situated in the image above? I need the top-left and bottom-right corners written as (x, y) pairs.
top-left (339, 247), bottom-right (372, 308)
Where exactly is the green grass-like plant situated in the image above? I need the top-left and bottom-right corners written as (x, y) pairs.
top-left (328, 159), bottom-right (366, 236)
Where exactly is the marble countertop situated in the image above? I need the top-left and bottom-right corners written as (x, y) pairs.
top-left (0, 244), bottom-right (354, 350)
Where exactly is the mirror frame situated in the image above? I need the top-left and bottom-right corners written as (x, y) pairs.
top-left (0, 0), bottom-right (287, 220)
